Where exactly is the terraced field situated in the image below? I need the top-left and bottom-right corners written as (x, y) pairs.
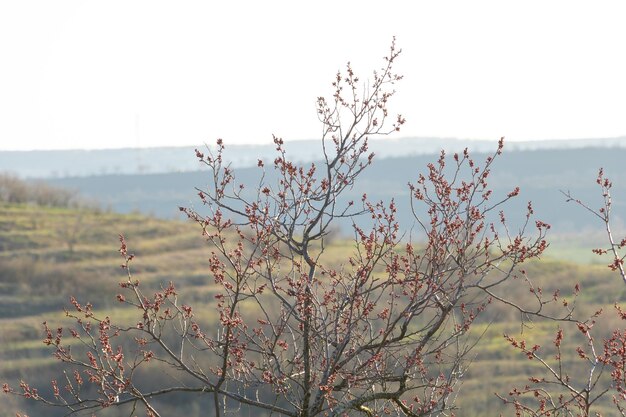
top-left (1, 201), bottom-right (625, 416)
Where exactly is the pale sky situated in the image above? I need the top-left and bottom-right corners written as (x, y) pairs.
top-left (1, 1), bottom-right (625, 151)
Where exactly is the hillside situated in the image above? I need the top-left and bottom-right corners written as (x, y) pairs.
top-left (2, 201), bottom-right (626, 416)
top-left (43, 146), bottom-right (626, 240)
top-left (0, 202), bottom-right (217, 416)
top-left (3, 136), bottom-right (626, 179)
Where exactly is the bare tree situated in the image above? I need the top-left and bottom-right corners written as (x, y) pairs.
top-left (56, 212), bottom-right (86, 258)
top-left (0, 173), bottom-right (75, 207)
top-left (3, 40), bottom-right (549, 417)
top-left (499, 169), bottom-right (626, 416)
top-left (563, 169), bottom-right (626, 284)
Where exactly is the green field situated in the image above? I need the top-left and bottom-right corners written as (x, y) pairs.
top-left (1, 200), bottom-right (625, 416)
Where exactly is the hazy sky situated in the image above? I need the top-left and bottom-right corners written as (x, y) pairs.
top-left (1, 1), bottom-right (625, 151)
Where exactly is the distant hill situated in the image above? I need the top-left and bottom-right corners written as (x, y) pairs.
top-left (3, 136), bottom-right (626, 178)
top-left (45, 145), bottom-right (626, 237)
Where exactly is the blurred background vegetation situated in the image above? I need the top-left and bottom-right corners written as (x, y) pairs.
top-left (2, 144), bottom-right (626, 415)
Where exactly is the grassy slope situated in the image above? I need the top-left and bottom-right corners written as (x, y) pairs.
top-left (0, 202), bottom-right (216, 416)
top-left (1, 202), bottom-right (625, 416)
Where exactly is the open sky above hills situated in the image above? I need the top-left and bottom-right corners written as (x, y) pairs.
top-left (1, 1), bottom-right (626, 151)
